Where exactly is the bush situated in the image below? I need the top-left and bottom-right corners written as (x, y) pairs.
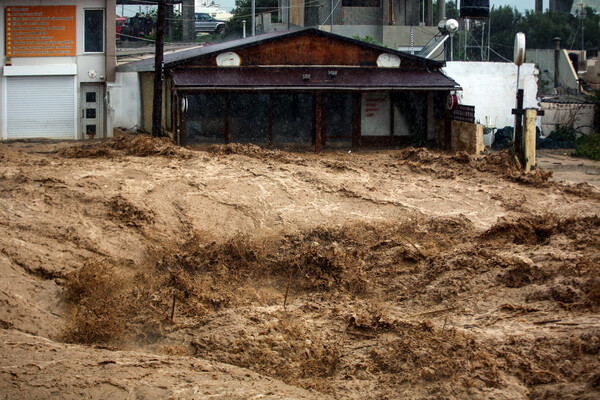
top-left (574, 132), bottom-right (600, 161)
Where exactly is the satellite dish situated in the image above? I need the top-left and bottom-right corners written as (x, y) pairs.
top-left (514, 32), bottom-right (526, 66)
top-left (377, 53), bottom-right (401, 68)
top-left (216, 52), bottom-right (241, 67)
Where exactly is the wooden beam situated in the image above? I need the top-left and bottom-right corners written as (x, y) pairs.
top-left (352, 93), bottom-right (361, 148)
top-left (181, 95), bottom-right (187, 146)
top-left (315, 92), bottom-right (323, 153)
top-left (224, 94), bottom-right (231, 144)
top-left (268, 94), bottom-right (273, 144)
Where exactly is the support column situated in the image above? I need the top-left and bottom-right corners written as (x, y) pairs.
top-left (105, 0), bottom-right (116, 82)
top-left (315, 92), bottom-right (323, 153)
top-left (405, 0), bottom-right (419, 26)
top-left (182, 0), bottom-right (195, 42)
top-left (523, 109), bottom-right (537, 172)
top-left (425, 0), bottom-right (433, 26)
top-left (535, 0), bottom-right (543, 12)
top-left (437, 0), bottom-right (446, 22)
top-left (225, 95), bottom-right (231, 144)
top-left (166, 5), bottom-right (174, 39)
top-left (427, 92), bottom-right (435, 141)
top-left (352, 93), bottom-right (361, 148)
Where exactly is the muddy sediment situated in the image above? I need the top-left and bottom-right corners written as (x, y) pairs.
top-left (1, 135), bottom-right (599, 399)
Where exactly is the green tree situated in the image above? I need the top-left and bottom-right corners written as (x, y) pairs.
top-left (227, 0), bottom-right (278, 36)
top-left (487, 6), bottom-right (600, 62)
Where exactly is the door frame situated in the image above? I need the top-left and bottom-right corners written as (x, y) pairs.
top-left (80, 83), bottom-right (105, 139)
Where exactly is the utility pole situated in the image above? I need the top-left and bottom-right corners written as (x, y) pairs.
top-left (152, 0), bottom-right (166, 137)
top-left (251, 0), bottom-right (256, 36)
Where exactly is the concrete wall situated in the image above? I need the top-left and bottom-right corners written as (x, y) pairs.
top-left (450, 120), bottom-right (484, 155)
top-left (526, 49), bottom-right (579, 93)
top-left (342, 7), bottom-right (382, 26)
top-left (0, 0), bottom-right (114, 140)
top-left (442, 62), bottom-right (539, 146)
top-left (326, 25), bottom-right (384, 43)
top-left (540, 102), bottom-right (595, 137)
top-left (383, 25), bottom-right (437, 51)
top-left (315, 25), bottom-right (436, 50)
top-left (107, 72), bottom-right (142, 133)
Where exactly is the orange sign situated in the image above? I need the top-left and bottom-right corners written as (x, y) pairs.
top-left (5, 6), bottom-right (76, 57)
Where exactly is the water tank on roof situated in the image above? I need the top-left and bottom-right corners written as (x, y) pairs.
top-left (460, 0), bottom-right (490, 19)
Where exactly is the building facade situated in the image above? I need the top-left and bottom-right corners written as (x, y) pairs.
top-left (117, 29), bottom-right (461, 150)
top-left (1, 0), bottom-right (116, 140)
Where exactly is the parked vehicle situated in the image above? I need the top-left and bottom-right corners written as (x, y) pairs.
top-left (120, 14), bottom-right (154, 41)
top-left (116, 17), bottom-right (126, 40)
top-left (195, 12), bottom-right (226, 34)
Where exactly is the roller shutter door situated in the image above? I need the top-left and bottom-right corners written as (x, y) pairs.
top-left (6, 75), bottom-right (76, 139)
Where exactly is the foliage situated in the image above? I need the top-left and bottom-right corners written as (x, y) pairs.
top-left (227, 0), bottom-right (278, 36)
top-left (574, 132), bottom-right (600, 160)
top-left (550, 125), bottom-right (577, 142)
top-left (487, 6), bottom-right (600, 62)
top-left (352, 35), bottom-right (389, 48)
top-left (147, 7), bottom-right (183, 42)
top-left (353, 35), bottom-right (377, 45)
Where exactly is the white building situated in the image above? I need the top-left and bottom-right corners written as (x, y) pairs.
top-left (0, 0), bottom-right (117, 140)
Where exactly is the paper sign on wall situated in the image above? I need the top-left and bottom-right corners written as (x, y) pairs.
top-left (5, 6), bottom-right (76, 57)
top-left (361, 92), bottom-right (390, 137)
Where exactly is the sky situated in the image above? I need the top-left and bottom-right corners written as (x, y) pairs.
top-left (490, 1), bottom-right (548, 11)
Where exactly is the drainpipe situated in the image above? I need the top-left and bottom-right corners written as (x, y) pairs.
top-left (553, 37), bottom-right (561, 89)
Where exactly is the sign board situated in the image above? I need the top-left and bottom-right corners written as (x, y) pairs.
top-left (5, 6), bottom-right (76, 57)
top-left (361, 92), bottom-right (390, 136)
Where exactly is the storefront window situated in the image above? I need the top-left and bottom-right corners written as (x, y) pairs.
top-left (84, 10), bottom-right (104, 53)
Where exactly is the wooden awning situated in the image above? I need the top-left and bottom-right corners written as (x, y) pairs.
top-left (171, 67), bottom-right (460, 91)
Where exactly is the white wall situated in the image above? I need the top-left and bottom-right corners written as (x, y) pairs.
top-left (442, 62), bottom-right (539, 146)
top-left (107, 72), bottom-right (141, 133)
top-left (0, 0), bottom-right (108, 140)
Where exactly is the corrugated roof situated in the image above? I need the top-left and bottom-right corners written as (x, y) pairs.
top-left (171, 67), bottom-right (460, 90)
top-left (541, 95), bottom-right (593, 104)
top-left (116, 28), bottom-right (444, 73)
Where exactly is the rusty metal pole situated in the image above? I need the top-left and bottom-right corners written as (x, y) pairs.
top-left (152, 0), bottom-right (166, 137)
top-left (553, 37), bottom-right (561, 89)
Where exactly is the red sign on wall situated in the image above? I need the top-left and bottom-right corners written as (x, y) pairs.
top-left (5, 6), bottom-right (76, 57)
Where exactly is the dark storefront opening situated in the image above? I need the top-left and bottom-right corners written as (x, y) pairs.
top-left (182, 90), bottom-right (432, 147)
top-left (185, 92), bottom-right (317, 145)
top-left (272, 94), bottom-right (314, 143)
top-left (323, 93), bottom-right (353, 142)
top-left (186, 94), bottom-right (226, 143)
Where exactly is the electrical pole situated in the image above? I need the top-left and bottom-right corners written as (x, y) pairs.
top-left (251, 0), bottom-right (256, 36)
top-left (152, 0), bottom-right (166, 137)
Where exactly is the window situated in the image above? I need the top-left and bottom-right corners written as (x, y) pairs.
top-left (84, 9), bottom-right (104, 53)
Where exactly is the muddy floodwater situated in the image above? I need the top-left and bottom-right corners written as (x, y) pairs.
top-left (1, 135), bottom-right (599, 399)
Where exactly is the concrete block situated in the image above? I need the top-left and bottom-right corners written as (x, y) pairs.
top-left (450, 120), bottom-right (484, 155)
